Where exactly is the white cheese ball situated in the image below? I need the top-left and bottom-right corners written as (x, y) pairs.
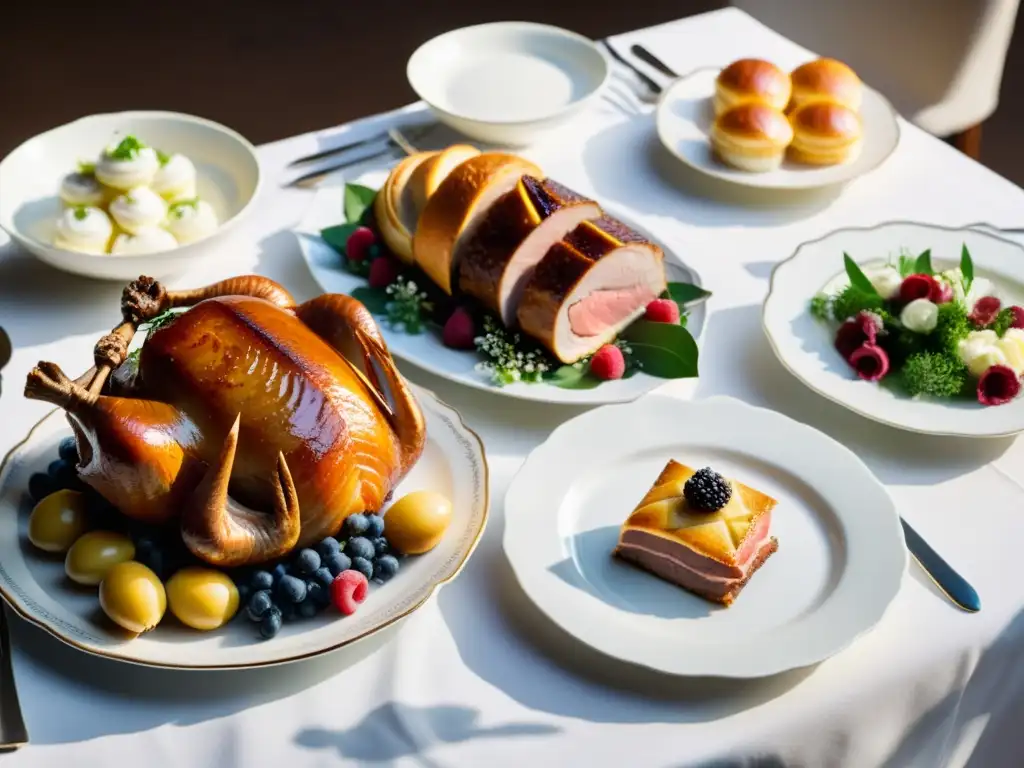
top-left (109, 186), bottom-right (167, 234)
top-left (54, 206), bottom-right (113, 254)
top-left (110, 227), bottom-right (179, 255)
top-left (151, 154), bottom-right (197, 202)
top-left (164, 199), bottom-right (218, 244)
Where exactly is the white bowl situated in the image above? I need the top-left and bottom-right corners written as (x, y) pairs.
top-left (0, 111), bottom-right (261, 281)
top-left (406, 22), bottom-right (609, 146)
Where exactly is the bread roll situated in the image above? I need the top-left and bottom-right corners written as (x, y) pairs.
top-left (710, 102), bottom-right (794, 173)
top-left (787, 100), bottom-right (863, 165)
top-left (714, 59), bottom-right (791, 116)
top-left (789, 58), bottom-right (862, 112)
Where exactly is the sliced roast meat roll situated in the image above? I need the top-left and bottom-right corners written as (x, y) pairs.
top-left (413, 153), bottom-right (542, 295)
top-left (517, 216), bottom-right (667, 364)
top-left (458, 176), bottom-right (602, 326)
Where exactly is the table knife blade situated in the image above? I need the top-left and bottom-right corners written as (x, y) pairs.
top-left (901, 518), bottom-right (981, 612)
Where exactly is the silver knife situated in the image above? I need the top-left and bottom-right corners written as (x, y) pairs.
top-left (901, 518), bottom-right (981, 612)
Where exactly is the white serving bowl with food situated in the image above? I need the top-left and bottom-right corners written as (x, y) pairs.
top-left (406, 22), bottom-right (609, 146)
top-left (0, 111), bottom-right (261, 281)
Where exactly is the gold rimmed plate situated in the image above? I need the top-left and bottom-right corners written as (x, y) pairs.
top-left (0, 384), bottom-right (488, 669)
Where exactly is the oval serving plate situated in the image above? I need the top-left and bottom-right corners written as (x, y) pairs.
top-left (296, 176), bottom-right (706, 405)
top-left (764, 221), bottom-right (1024, 437)
top-left (503, 395), bottom-right (906, 678)
top-left (0, 383), bottom-right (488, 669)
top-left (655, 67), bottom-right (900, 191)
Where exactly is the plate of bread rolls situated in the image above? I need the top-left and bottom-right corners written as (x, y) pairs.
top-left (655, 57), bottom-right (900, 190)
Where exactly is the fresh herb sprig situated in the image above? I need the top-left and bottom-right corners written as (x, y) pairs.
top-left (105, 135), bottom-right (147, 161)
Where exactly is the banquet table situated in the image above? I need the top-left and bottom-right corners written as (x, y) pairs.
top-left (1, 7), bottom-right (1024, 767)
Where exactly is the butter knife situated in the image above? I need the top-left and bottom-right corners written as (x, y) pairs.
top-left (0, 605), bottom-right (28, 748)
top-left (901, 518), bottom-right (981, 612)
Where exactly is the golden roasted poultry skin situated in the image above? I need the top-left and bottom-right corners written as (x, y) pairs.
top-left (24, 276), bottom-right (427, 567)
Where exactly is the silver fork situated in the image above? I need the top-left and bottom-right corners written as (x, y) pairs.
top-left (0, 605), bottom-right (28, 749)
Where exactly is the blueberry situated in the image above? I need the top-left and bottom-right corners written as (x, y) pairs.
top-left (250, 570), bottom-right (274, 591)
top-left (315, 537), bottom-right (341, 559)
top-left (259, 606), bottom-right (283, 638)
top-left (306, 580), bottom-right (330, 607)
top-left (373, 555), bottom-right (400, 583)
top-left (365, 514), bottom-right (385, 538)
top-left (297, 599), bottom-right (318, 619)
top-left (278, 601), bottom-right (297, 622)
top-left (58, 436), bottom-right (78, 463)
top-left (350, 557), bottom-right (374, 581)
top-left (28, 472), bottom-right (54, 502)
top-left (343, 513), bottom-right (370, 538)
top-left (271, 563), bottom-right (288, 584)
top-left (324, 551), bottom-right (351, 577)
top-left (371, 537), bottom-right (389, 557)
top-left (237, 582), bottom-right (251, 605)
top-left (247, 590), bottom-right (274, 621)
top-left (276, 574), bottom-right (307, 604)
top-left (313, 567), bottom-right (335, 590)
top-left (346, 536), bottom-right (375, 561)
top-left (293, 548), bottom-right (321, 576)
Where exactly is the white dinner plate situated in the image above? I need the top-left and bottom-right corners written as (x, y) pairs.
top-left (407, 22), bottom-right (609, 146)
top-left (655, 68), bottom-right (900, 190)
top-left (0, 385), bottom-right (488, 669)
top-left (764, 221), bottom-right (1024, 437)
top-left (503, 395), bottom-right (906, 678)
top-left (0, 111), bottom-right (261, 281)
top-left (296, 178), bottom-right (706, 405)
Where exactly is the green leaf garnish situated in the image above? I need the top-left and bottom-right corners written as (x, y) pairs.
top-left (156, 149), bottom-right (172, 166)
top-left (77, 161), bottom-right (96, 175)
top-left (350, 286), bottom-right (389, 315)
top-left (843, 253), bottom-right (878, 295)
top-left (960, 243), bottom-right (974, 295)
top-left (105, 135), bottom-right (147, 161)
top-left (548, 364), bottom-right (603, 389)
top-left (620, 320), bottom-right (699, 378)
top-left (663, 281), bottom-right (711, 310)
top-left (914, 249), bottom-right (933, 275)
top-left (321, 223), bottom-right (359, 253)
top-left (169, 198), bottom-right (200, 218)
top-left (72, 206), bottom-right (88, 221)
top-left (897, 252), bottom-right (917, 278)
top-left (344, 184), bottom-right (377, 224)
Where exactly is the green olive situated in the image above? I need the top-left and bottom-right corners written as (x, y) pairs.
top-left (99, 561), bottom-right (166, 634)
top-left (28, 489), bottom-right (89, 554)
top-left (383, 490), bottom-right (453, 554)
top-left (65, 531), bottom-right (135, 586)
top-left (166, 567), bottom-right (239, 631)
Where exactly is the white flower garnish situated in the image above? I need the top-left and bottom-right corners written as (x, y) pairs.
top-left (868, 266), bottom-right (902, 300)
top-left (900, 298), bottom-right (938, 333)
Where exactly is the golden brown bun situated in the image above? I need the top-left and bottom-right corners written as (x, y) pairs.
top-left (788, 99), bottom-right (863, 165)
top-left (714, 58), bottom-right (791, 115)
top-left (413, 152), bottom-right (542, 294)
top-left (375, 151), bottom-right (438, 263)
top-left (710, 102), bottom-right (793, 173)
top-left (789, 58), bottom-right (862, 112)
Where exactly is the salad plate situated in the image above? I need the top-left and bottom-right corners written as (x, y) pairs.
top-left (764, 221), bottom-right (1024, 437)
top-left (0, 384), bottom-right (488, 669)
top-left (296, 176), bottom-right (707, 405)
top-left (503, 395), bottom-right (906, 678)
top-left (655, 68), bottom-right (900, 190)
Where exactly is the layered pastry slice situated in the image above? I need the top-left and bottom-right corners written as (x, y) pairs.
top-left (613, 460), bottom-right (778, 606)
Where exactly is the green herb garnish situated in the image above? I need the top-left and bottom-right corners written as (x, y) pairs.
top-left (72, 205), bottom-right (88, 221)
top-left (77, 161), bottom-right (96, 175)
top-left (344, 184), bottom-right (377, 224)
top-left (476, 315), bottom-right (553, 385)
top-left (960, 244), bottom-right (974, 295)
top-left (156, 149), bottom-right (171, 166)
top-left (169, 198), bottom-right (200, 218)
top-left (105, 135), bottom-right (147, 161)
top-left (914, 249), bottom-right (933, 275)
top-left (830, 284), bottom-right (886, 322)
top-left (900, 352), bottom-right (969, 398)
top-left (384, 278), bottom-right (431, 333)
top-left (844, 253), bottom-right (879, 295)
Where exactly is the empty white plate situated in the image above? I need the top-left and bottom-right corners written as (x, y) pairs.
top-left (503, 395), bottom-right (906, 678)
top-left (655, 68), bottom-right (900, 190)
top-left (407, 22), bottom-right (609, 146)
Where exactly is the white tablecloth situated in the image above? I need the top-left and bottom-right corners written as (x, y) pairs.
top-left (1, 8), bottom-right (1023, 767)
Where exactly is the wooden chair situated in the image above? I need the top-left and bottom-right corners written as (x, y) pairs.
top-left (730, 0), bottom-right (1021, 160)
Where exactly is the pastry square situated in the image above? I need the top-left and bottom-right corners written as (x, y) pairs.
top-left (613, 460), bottom-right (778, 606)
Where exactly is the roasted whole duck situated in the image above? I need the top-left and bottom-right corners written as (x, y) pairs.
top-left (24, 276), bottom-right (426, 567)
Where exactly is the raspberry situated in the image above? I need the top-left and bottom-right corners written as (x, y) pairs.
top-left (978, 364), bottom-right (1021, 406)
top-left (1010, 306), bottom-right (1024, 329)
top-left (683, 467), bottom-right (732, 512)
top-left (899, 274), bottom-right (938, 304)
top-left (970, 296), bottom-right (1002, 327)
top-left (848, 343), bottom-right (890, 382)
top-left (644, 298), bottom-right (680, 324)
top-left (331, 569), bottom-right (368, 616)
top-left (368, 256), bottom-right (399, 289)
top-left (345, 226), bottom-right (376, 262)
top-left (589, 344), bottom-right (625, 380)
top-left (442, 307), bottom-right (476, 350)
